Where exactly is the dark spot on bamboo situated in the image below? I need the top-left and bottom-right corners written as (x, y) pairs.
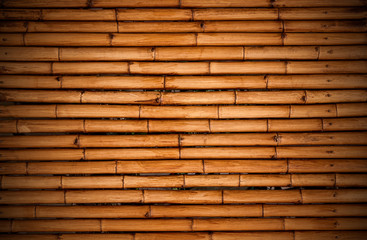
top-left (325, 64), bottom-right (329, 68)
top-left (0, 81), bottom-right (3, 84)
top-left (109, 33), bottom-right (115, 40)
top-left (330, 164), bottom-right (334, 167)
top-left (329, 122), bottom-right (332, 126)
top-left (301, 95), bottom-right (306, 102)
top-left (0, 93), bottom-right (5, 101)
top-left (56, 76), bottom-right (61, 82)
top-left (324, 37), bottom-right (328, 40)
top-left (144, 211), bottom-right (150, 217)
top-left (327, 151), bottom-right (334, 154)
top-left (4, 52), bottom-right (7, 55)
top-left (327, 79), bottom-right (332, 82)
top-left (323, 11), bottom-right (328, 14)
top-left (327, 109), bottom-right (331, 112)
top-left (314, 47), bottom-right (319, 52)
top-left (2, 38), bottom-right (7, 41)
top-left (326, 94), bottom-right (331, 97)
top-left (327, 50), bottom-right (333, 54)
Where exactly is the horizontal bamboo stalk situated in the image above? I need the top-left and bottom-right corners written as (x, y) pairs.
top-left (264, 204), bottom-right (367, 217)
top-left (27, 21), bottom-right (118, 32)
top-left (149, 119), bottom-right (210, 132)
top-left (193, 9), bottom-right (277, 20)
top-left (284, 20), bottom-right (367, 32)
top-left (292, 174), bottom-right (335, 187)
top-left (277, 132), bottom-right (367, 145)
top-left (294, 231), bottom-right (367, 240)
top-left (336, 174), bottom-right (367, 187)
top-left (269, 119), bottom-right (322, 132)
top-left (0, 33), bottom-right (24, 45)
top-left (280, 8), bottom-right (366, 20)
top-left (267, 74), bottom-right (367, 89)
top-left (224, 190), bottom-right (301, 203)
top-left (287, 61), bottom-right (367, 74)
top-left (277, 146), bottom-right (367, 158)
top-left (289, 159), bottom-right (367, 173)
top-left (144, 190), bottom-right (222, 204)
top-left (118, 22), bottom-right (202, 33)
top-left (204, 160), bottom-right (287, 173)
top-left (65, 190), bottom-right (143, 203)
top-left (117, 9), bottom-right (191, 21)
top-left (193, 219), bottom-right (284, 231)
top-left (184, 0), bottom-right (366, 7)
top-left (56, 105), bottom-right (140, 118)
top-left (27, 161), bottom-right (116, 174)
top-left (0, 9), bottom-right (42, 20)
top-left (197, 33), bottom-right (282, 45)
top-left (306, 90), bottom-right (367, 103)
top-left (323, 117), bottom-right (367, 131)
top-left (302, 189), bottom-right (367, 203)
top-left (219, 105), bottom-right (290, 118)
top-left (102, 219), bottom-right (192, 232)
top-left (124, 175), bottom-right (183, 188)
top-left (0, 206), bottom-right (35, 218)
top-left (117, 160), bottom-right (203, 173)
top-left (203, 21), bottom-right (282, 32)
top-left (155, 47), bottom-right (243, 61)
top-left (85, 148), bottom-right (180, 160)
top-left (184, 175), bottom-right (239, 187)
top-left (140, 106), bottom-right (218, 118)
top-left (0, 62), bottom-right (51, 74)
top-left (2, 0), bottom-right (180, 8)
top-left (212, 232), bottom-right (293, 240)
top-left (85, 120), bottom-right (148, 132)
top-left (181, 147), bottom-right (276, 159)
top-left (0, 47), bottom-right (58, 61)
top-left (0, 149), bottom-right (84, 161)
top-left (284, 33), bottom-right (367, 45)
top-left (0, 191), bottom-right (64, 204)
top-left (209, 119), bottom-right (268, 132)
top-left (290, 104), bottom-right (336, 118)
top-left (0, 162), bottom-right (27, 174)
top-left (337, 103), bottom-right (367, 117)
top-left (11, 220), bottom-right (101, 232)
top-left (129, 62), bottom-right (209, 75)
top-left (1, 176), bottom-right (61, 189)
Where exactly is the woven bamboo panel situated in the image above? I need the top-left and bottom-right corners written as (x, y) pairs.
top-left (0, 0), bottom-right (367, 239)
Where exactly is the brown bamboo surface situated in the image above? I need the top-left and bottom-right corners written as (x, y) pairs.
top-left (0, 0), bottom-right (366, 238)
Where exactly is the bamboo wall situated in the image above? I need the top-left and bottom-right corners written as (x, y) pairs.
top-left (0, 0), bottom-right (367, 239)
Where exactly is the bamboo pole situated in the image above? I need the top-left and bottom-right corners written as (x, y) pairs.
top-left (92, 0), bottom-right (180, 7)
top-left (85, 148), bottom-right (180, 160)
top-left (60, 47), bottom-right (154, 61)
top-left (117, 160), bottom-right (203, 173)
top-left (124, 175), bottom-right (183, 188)
top-left (25, 33), bottom-right (111, 46)
top-left (165, 76), bottom-right (266, 89)
top-left (291, 174), bottom-right (335, 187)
top-left (212, 232), bottom-right (293, 240)
top-left (0, 206), bottom-right (35, 218)
top-left (245, 46), bottom-right (318, 60)
top-left (193, 219), bottom-right (283, 231)
top-left (85, 120), bottom-right (147, 132)
top-left (204, 21), bottom-right (282, 32)
top-left (0, 90), bottom-right (81, 103)
top-left (284, 33), bottom-right (367, 45)
top-left (0, 75), bottom-right (61, 89)
top-left (0, 105), bottom-right (56, 118)
top-left (306, 90), bottom-right (367, 103)
top-left (111, 34), bottom-right (196, 46)
top-left (264, 204), bottom-right (367, 217)
top-left (1, 176), bottom-right (61, 189)
top-left (11, 220), bottom-right (101, 232)
top-left (280, 8), bottom-right (367, 20)
top-left (180, 147), bottom-right (276, 159)
top-left (149, 120), bottom-right (209, 132)
top-left (290, 104), bottom-right (336, 118)
top-left (144, 190), bottom-right (222, 204)
top-left (269, 119), bottom-right (322, 132)
top-left (135, 233), bottom-right (208, 240)
top-left (0, 47), bottom-right (58, 61)
top-left (0, 33), bottom-right (24, 45)
top-left (61, 76), bottom-right (164, 89)
top-left (204, 160), bottom-right (287, 173)
top-left (155, 47), bottom-right (243, 61)
top-left (197, 33), bottom-right (282, 46)
top-left (0, 149), bottom-right (84, 161)
top-left (27, 22), bottom-right (118, 33)
top-left (185, 175), bottom-right (239, 187)
top-left (337, 103), bottom-right (367, 117)
top-left (180, 133), bottom-right (277, 146)
top-left (117, 9), bottom-right (191, 21)
top-left (62, 176), bottom-right (123, 189)
top-left (118, 22), bottom-right (202, 33)
top-left (42, 9), bottom-right (116, 21)
top-left (0, 191), bottom-right (64, 204)
top-left (0, 21), bottom-right (27, 32)
top-left (236, 90), bottom-right (305, 104)
top-left (182, 0), bottom-right (272, 8)
top-left (223, 190), bottom-right (302, 203)
top-left (285, 218), bottom-right (367, 230)
top-left (27, 161), bottom-right (116, 174)
top-left (288, 159), bottom-right (367, 173)
top-left (323, 118), bottom-right (367, 131)
top-left (56, 105), bottom-right (140, 118)
top-left (0, 119), bottom-right (17, 133)
top-left (277, 132), bottom-right (367, 145)
top-left (240, 174), bottom-right (290, 187)
top-left (65, 190), bottom-right (143, 203)
top-left (162, 91), bottom-right (234, 104)
top-left (130, 62), bottom-right (209, 75)
top-left (219, 105), bottom-right (289, 118)
top-left (140, 106), bottom-right (218, 118)
top-left (0, 9), bottom-right (41, 20)
top-left (210, 119), bottom-right (268, 132)
top-left (102, 219), bottom-right (192, 232)
top-left (0, 162), bottom-right (27, 174)
top-left (295, 231), bottom-right (367, 240)
top-left (36, 205), bottom-right (149, 218)
top-left (277, 146), bottom-right (367, 158)
top-left (336, 174), bottom-right (367, 187)
top-left (284, 20), bottom-right (367, 32)
top-left (211, 62), bottom-right (286, 74)
top-left (0, 62), bottom-right (51, 74)
top-left (302, 189), bottom-right (367, 203)
top-left (17, 119), bottom-right (84, 133)
top-left (267, 74), bottom-right (367, 89)
top-left (53, 62), bottom-right (129, 74)
top-left (286, 61), bottom-right (367, 74)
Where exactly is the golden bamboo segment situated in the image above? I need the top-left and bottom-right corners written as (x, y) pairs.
top-left (203, 21), bottom-right (282, 32)
top-left (130, 62), bottom-right (209, 75)
top-left (223, 190), bottom-right (302, 203)
top-left (117, 160), bottom-right (203, 173)
top-left (277, 146), bottom-right (367, 158)
top-left (27, 21), bottom-right (118, 32)
top-left (27, 161), bottom-right (116, 174)
top-left (0, 149), bottom-right (84, 161)
top-left (0, 62), bottom-right (51, 74)
top-left (323, 118), bottom-right (367, 131)
top-left (0, 163), bottom-right (27, 174)
top-left (0, 120), bottom-right (17, 133)
top-left (277, 132), bottom-right (367, 145)
top-left (0, 90), bottom-right (81, 103)
top-left (284, 33), bottom-right (367, 45)
top-left (53, 62), bottom-right (129, 74)
top-left (149, 120), bottom-right (209, 132)
top-left (245, 46), bottom-right (319, 60)
top-left (204, 160), bottom-right (287, 173)
top-left (0, 104), bottom-right (56, 118)
top-left (212, 232), bottom-right (293, 240)
top-left (286, 61), bottom-right (367, 74)
top-left (155, 47), bottom-right (243, 61)
top-left (184, 175), bottom-right (239, 187)
top-left (85, 148), bottom-right (180, 160)
top-left (0, 191), bottom-right (64, 204)
top-left (0, 33), bottom-right (24, 46)
top-left (240, 174), bottom-right (290, 187)
top-left (219, 105), bottom-right (289, 118)
top-left (36, 206), bottom-right (149, 219)
top-left (197, 33), bottom-right (282, 46)
top-left (306, 90), bottom-right (367, 103)
top-left (56, 105), bottom-right (140, 118)
top-left (319, 46), bottom-right (367, 60)
top-left (236, 90), bottom-right (305, 104)
top-left (112, 34), bottom-right (196, 46)
top-left (0, 21), bottom-right (27, 32)
top-left (61, 76), bottom-right (164, 89)
top-left (118, 22), bottom-right (202, 33)
top-left (117, 9), bottom-right (191, 21)
top-left (65, 190), bottom-right (143, 204)
top-left (289, 159), bottom-right (367, 173)
top-left (161, 92), bottom-right (235, 105)
top-left (136, 233), bottom-right (208, 240)
top-left (264, 204), bottom-right (367, 217)
top-left (284, 20), bottom-right (367, 32)
top-left (292, 174), bottom-right (335, 187)
top-left (183, 0), bottom-right (271, 8)
top-left (165, 76), bottom-right (266, 89)
top-left (140, 106), bottom-right (218, 118)
top-left (181, 147), bottom-right (275, 159)
top-left (0, 206), bottom-right (35, 218)
top-left (124, 176), bottom-right (183, 188)
top-left (267, 74), bottom-right (367, 89)
top-left (210, 119), bottom-right (268, 132)
top-left (41, 9), bottom-right (116, 20)
top-left (144, 190), bottom-right (222, 204)
top-left (62, 176), bottom-right (123, 189)
top-left (93, 0), bottom-right (180, 7)
top-left (1, 176), bottom-right (61, 189)
top-left (0, 9), bottom-right (41, 20)
top-left (336, 174), bottom-right (367, 187)
top-left (269, 119), bottom-right (322, 132)
top-left (25, 33), bottom-right (111, 46)
top-left (85, 120), bottom-right (147, 133)
top-left (290, 104), bottom-right (336, 118)
top-left (337, 103), bottom-right (367, 117)
top-left (60, 47), bottom-right (154, 61)
top-left (102, 219), bottom-right (192, 232)
top-left (279, 8), bottom-right (367, 20)
top-left (294, 231), bottom-right (367, 240)
top-left (0, 75), bottom-right (61, 89)
top-left (193, 219), bottom-right (283, 231)
top-left (211, 62), bottom-right (286, 74)
top-left (302, 189), bottom-right (367, 203)
top-left (11, 220), bottom-right (101, 232)
top-left (285, 218), bottom-right (367, 230)
top-left (0, 47), bottom-right (58, 61)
